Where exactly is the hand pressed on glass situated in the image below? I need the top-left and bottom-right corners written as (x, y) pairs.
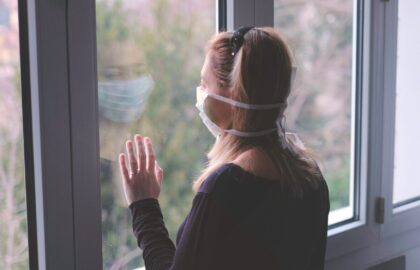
top-left (119, 134), bottom-right (163, 205)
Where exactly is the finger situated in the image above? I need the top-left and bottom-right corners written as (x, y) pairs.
top-left (135, 134), bottom-right (146, 171)
top-left (155, 160), bottom-right (163, 185)
top-left (126, 140), bottom-right (138, 174)
top-left (144, 137), bottom-right (156, 172)
top-left (119, 153), bottom-right (130, 181)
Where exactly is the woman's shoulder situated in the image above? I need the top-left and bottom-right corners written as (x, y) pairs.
top-left (198, 163), bottom-right (238, 194)
top-left (198, 162), bottom-right (279, 195)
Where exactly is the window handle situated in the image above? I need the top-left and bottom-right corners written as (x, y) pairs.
top-left (375, 197), bottom-right (385, 224)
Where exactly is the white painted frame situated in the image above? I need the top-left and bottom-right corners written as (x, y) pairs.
top-left (380, 0), bottom-right (420, 239)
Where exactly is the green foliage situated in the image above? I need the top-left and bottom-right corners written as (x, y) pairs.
top-left (97, 0), bottom-right (214, 268)
top-left (96, 0), bottom-right (131, 50)
top-left (275, 1), bottom-right (354, 212)
top-left (327, 155), bottom-right (350, 210)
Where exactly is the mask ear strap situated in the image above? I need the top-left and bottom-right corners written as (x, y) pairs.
top-left (206, 92), bottom-right (285, 110)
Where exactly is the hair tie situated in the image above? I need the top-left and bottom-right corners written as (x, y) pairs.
top-left (231, 26), bottom-right (254, 57)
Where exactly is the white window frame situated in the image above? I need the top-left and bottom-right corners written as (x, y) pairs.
top-left (380, 0), bottom-right (420, 239)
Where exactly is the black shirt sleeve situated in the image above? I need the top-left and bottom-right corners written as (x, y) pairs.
top-left (129, 185), bottom-right (229, 270)
top-left (129, 198), bottom-right (176, 269)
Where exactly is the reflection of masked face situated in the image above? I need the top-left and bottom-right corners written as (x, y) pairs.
top-left (98, 75), bottom-right (154, 123)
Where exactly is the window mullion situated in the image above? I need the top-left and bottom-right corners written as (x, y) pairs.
top-left (227, 0), bottom-right (255, 30)
top-left (26, 0), bottom-right (102, 268)
top-left (382, 0), bottom-right (420, 238)
top-left (67, 0), bottom-right (103, 268)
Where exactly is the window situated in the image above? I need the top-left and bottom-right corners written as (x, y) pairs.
top-left (380, 0), bottom-right (420, 239)
top-left (96, 0), bottom-right (216, 268)
top-left (274, 0), bottom-right (359, 226)
top-left (21, 0), bottom-right (420, 268)
top-left (0, 0), bottom-right (29, 268)
top-left (392, 0), bottom-right (420, 208)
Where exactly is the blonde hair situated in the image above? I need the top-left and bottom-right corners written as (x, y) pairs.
top-left (192, 27), bottom-right (322, 198)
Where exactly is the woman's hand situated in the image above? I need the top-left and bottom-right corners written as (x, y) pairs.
top-left (119, 134), bottom-right (163, 206)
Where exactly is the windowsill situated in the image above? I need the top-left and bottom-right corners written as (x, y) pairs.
top-left (328, 219), bottom-right (365, 237)
top-left (393, 199), bottom-right (420, 215)
top-left (327, 205), bottom-right (365, 237)
top-left (328, 206), bottom-right (353, 226)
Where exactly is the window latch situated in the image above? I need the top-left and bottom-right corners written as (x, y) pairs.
top-left (375, 197), bottom-right (385, 224)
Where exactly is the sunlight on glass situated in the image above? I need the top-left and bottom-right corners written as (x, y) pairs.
top-left (96, 0), bottom-right (215, 268)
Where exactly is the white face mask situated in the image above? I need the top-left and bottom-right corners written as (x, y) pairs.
top-left (98, 75), bottom-right (154, 123)
top-left (194, 66), bottom-right (306, 154)
top-left (195, 86), bottom-right (284, 138)
top-left (195, 66), bottom-right (297, 139)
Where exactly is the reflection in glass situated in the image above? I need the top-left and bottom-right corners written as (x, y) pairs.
top-left (0, 0), bottom-right (29, 268)
top-left (393, 0), bottom-right (420, 206)
top-left (274, 0), bottom-right (356, 224)
top-left (96, 0), bottom-right (215, 268)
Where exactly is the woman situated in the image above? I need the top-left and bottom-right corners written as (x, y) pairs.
top-left (119, 26), bottom-right (330, 270)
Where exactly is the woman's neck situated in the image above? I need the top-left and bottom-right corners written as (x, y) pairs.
top-left (232, 147), bottom-right (281, 181)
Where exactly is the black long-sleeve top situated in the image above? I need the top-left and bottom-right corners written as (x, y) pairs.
top-left (129, 162), bottom-right (330, 270)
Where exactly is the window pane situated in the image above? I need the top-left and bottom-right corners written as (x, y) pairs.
top-left (96, 0), bottom-right (215, 268)
top-left (274, 1), bottom-right (356, 224)
top-left (393, 0), bottom-right (420, 206)
top-left (0, 0), bottom-right (30, 268)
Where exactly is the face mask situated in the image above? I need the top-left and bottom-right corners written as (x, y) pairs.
top-left (195, 66), bottom-right (297, 139)
top-left (98, 75), bottom-right (154, 123)
top-left (195, 67), bottom-right (305, 154)
top-left (195, 86), bottom-right (285, 139)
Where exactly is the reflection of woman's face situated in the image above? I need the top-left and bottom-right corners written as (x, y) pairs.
top-left (200, 53), bottom-right (232, 128)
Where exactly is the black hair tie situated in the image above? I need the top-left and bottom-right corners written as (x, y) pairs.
top-left (231, 26), bottom-right (254, 57)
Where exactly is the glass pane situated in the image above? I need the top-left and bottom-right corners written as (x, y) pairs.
top-left (274, 1), bottom-right (356, 224)
top-left (393, 0), bottom-right (420, 206)
top-left (96, 0), bottom-right (215, 268)
top-left (0, 0), bottom-right (30, 268)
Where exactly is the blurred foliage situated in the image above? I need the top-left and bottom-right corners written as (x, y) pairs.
top-left (274, 0), bottom-right (353, 211)
top-left (0, 66), bottom-right (28, 269)
top-left (97, 0), bottom-right (214, 268)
